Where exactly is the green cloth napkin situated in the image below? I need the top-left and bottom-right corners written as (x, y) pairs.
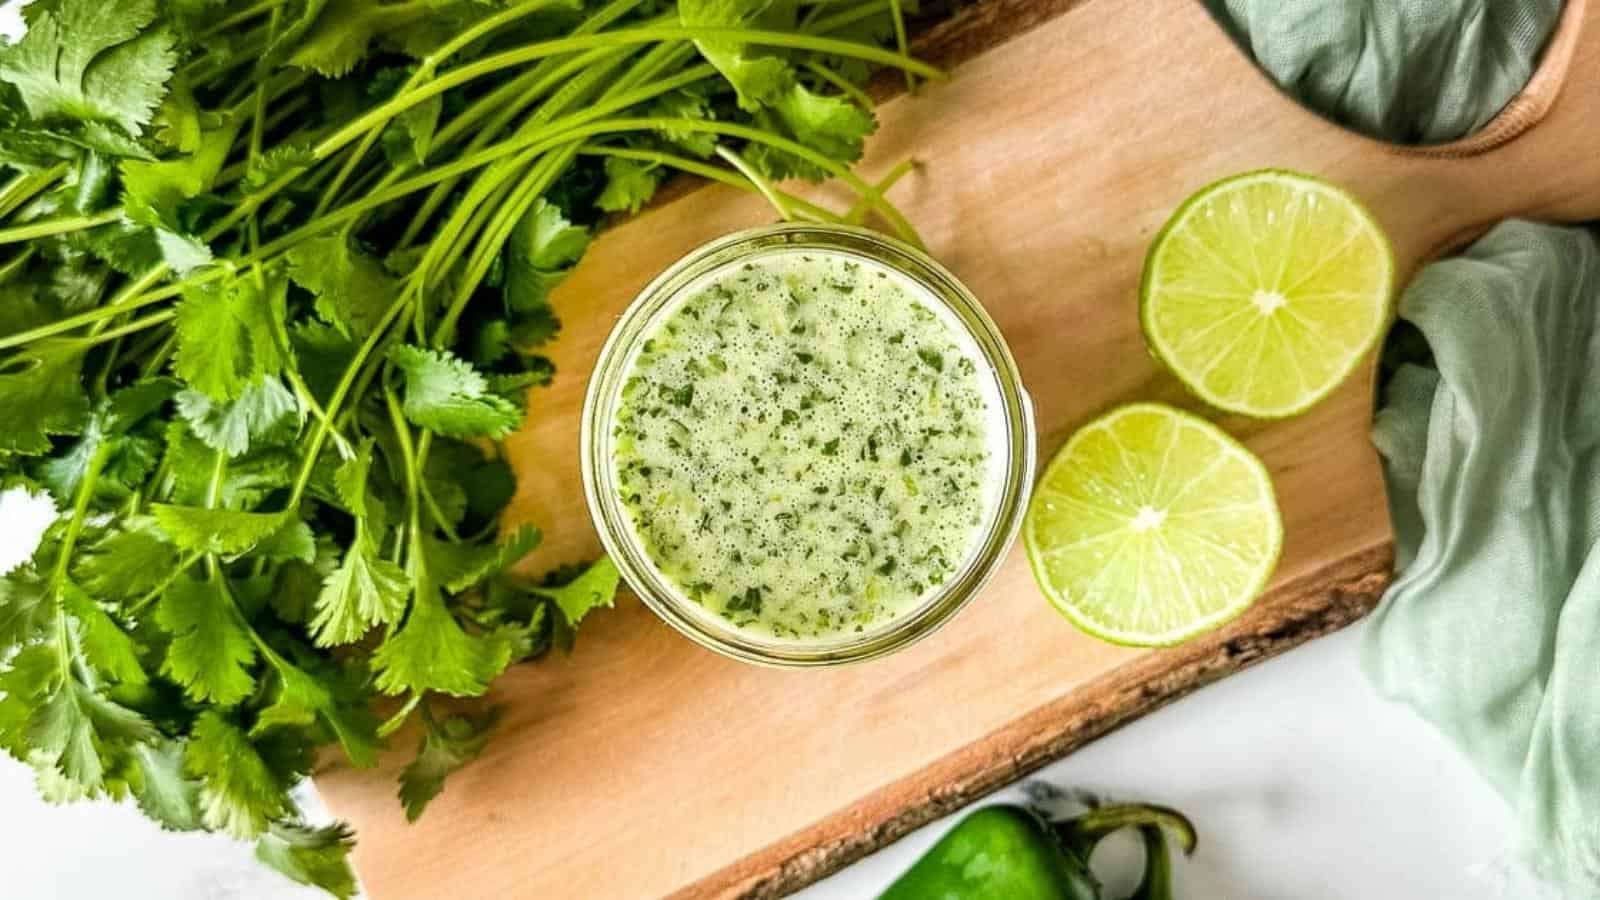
top-left (1198, 0), bottom-right (1596, 888)
top-left (1202, 0), bottom-right (1563, 143)
top-left (1368, 221), bottom-right (1600, 888)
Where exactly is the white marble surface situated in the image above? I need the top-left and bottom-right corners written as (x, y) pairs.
top-left (3, 613), bottom-right (1531, 899)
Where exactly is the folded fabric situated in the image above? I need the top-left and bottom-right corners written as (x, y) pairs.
top-left (1368, 221), bottom-right (1600, 889)
top-left (1201, 0), bottom-right (1563, 143)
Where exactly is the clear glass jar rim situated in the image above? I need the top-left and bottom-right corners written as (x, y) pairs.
top-left (581, 224), bottom-right (1036, 667)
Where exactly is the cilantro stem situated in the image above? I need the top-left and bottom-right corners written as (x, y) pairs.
top-left (0, 209), bottom-right (121, 245)
top-left (411, 432), bottom-right (460, 541)
top-left (199, 0), bottom-right (288, 38)
top-left (430, 39), bottom-right (689, 323)
top-left (392, 0), bottom-right (656, 242)
top-left (715, 146), bottom-right (794, 221)
top-left (377, 692), bottom-right (424, 738)
top-left (105, 263), bottom-right (174, 312)
top-left (575, 145), bottom-right (842, 222)
top-left (0, 274), bottom-right (187, 350)
top-left (807, 1), bottom-right (894, 36)
top-left (887, 0), bottom-right (914, 93)
top-left (419, 0), bottom-right (577, 78)
top-left (127, 553), bottom-right (203, 617)
top-left (312, 0), bottom-right (571, 218)
top-left (78, 310), bottom-right (174, 347)
top-left (432, 148), bottom-right (571, 346)
top-left (139, 332), bottom-right (176, 381)
top-left (382, 383), bottom-right (422, 522)
top-left (244, 7), bottom-right (281, 276)
top-left (285, 370), bottom-right (354, 461)
top-left (805, 60), bottom-right (875, 110)
top-left (256, 109), bottom-right (917, 267)
top-left (313, 26), bottom-right (941, 165)
top-left (846, 158), bottom-right (918, 224)
top-left (49, 439), bottom-right (112, 592)
top-left (184, 33), bottom-right (269, 84)
top-left (0, 161), bottom-right (68, 219)
top-left (285, 292), bottom-right (414, 509)
top-left (204, 448), bottom-right (228, 510)
top-left (0, 247), bottom-right (33, 282)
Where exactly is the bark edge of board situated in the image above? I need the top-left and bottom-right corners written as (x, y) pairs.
top-left (689, 543), bottom-right (1394, 899)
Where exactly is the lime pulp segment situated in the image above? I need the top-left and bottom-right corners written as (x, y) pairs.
top-left (1140, 169), bottom-right (1394, 418)
top-left (1023, 403), bottom-right (1282, 646)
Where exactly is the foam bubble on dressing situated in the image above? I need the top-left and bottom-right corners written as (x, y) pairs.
top-left (611, 248), bottom-right (1003, 642)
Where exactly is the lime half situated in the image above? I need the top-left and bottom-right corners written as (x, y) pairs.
top-left (1024, 403), bottom-right (1282, 646)
top-left (1140, 169), bottom-right (1393, 418)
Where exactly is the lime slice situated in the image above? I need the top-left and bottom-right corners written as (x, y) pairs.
top-left (1023, 403), bottom-right (1282, 646)
top-left (1140, 169), bottom-right (1393, 418)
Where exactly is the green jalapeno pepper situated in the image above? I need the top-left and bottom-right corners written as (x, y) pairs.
top-left (877, 802), bottom-right (1196, 900)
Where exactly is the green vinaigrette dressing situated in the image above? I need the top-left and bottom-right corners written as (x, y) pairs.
top-left (611, 249), bottom-right (1003, 642)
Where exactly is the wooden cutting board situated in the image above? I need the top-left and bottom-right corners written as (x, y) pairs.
top-left (315, 0), bottom-right (1600, 896)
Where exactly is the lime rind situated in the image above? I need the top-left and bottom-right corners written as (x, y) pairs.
top-left (1023, 403), bottom-right (1283, 647)
top-left (1140, 169), bottom-right (1395, 419)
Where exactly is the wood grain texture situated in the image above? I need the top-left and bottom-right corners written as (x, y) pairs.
top-left (314, 0), bottom-right (1600, 897)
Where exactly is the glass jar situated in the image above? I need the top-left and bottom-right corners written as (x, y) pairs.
top-left (582, 224), bottom-right (1035, 666)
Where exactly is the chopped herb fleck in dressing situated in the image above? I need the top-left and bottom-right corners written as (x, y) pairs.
top-left (612, 249), bottom-right (1001, 642)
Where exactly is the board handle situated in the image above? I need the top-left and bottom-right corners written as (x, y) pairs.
top-left (1408, 0), bottom-right (1591, 158)
top-left (1381, 0), bottom-right (1600, 261)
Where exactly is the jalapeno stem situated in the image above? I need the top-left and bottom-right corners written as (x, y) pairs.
top-left (1054, 803), bottom-right (1198, 857)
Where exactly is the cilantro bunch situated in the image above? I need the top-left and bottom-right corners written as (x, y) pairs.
top-left (0, 0), bottom-right (933, 894)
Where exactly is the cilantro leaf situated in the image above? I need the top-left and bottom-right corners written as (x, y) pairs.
top-left (243, 141), bottom-right (316, 192)
top-left (530, 556), bottom-right (621, 627)
top-left (313, 541), bottom-right (408, 646)
top-left (420, 438), bottom-right (517, 532)
top-left (152, 227), bottom-right (214, 273)
top-left (382, 91), bottom-right (441, 167)
top-left (155, 573), bottom-right (257, 707)
top-left (0, 568), bottom-right (53, 646)
top-left (161, 423), bottom-right (296, 510)
top-left (648, 87), bottom-right (719, 157)
top-left (131, 739), bottom-right (203, 832)
top-left (0, 338), bottom-right (89, 456)
top-left (595, 157), bottom-right (661, 215)
top-left (680, 0), bottom-right (796, 110)
top-left (251, 652), bottom-right (381, 768)
top-left (184, 712), bottom-right (291, 838)
top-left (389, 345), bottom-right (523, 439)
top-left (150, 74), bottom-right (201, 153)
top-left (286, 0), bottom-right (428, 77)
top-left (310, 443), bottom-right (408, 646)
top-left (286, 235), bottom-right (398, 338)
top-left (175, 376), bottom-right (300, 458)
top-left (72, 519), bottom-right (179, 601)
top-left (255, 822), bottom-right (359, 900)
top-left (151, 504), bottom-right (288, 557)
top-left (256, 518), bottom-right (317, 565)
top-left (37, 378), bottom-right (175, 503)
top-left (372, 583), bottom-right (512, 698)
top-left (0, 0), bottom-right (177, 138)
top-left (291, 320), bottom-right (358, 404)
top-left (398, 706), bottom-right (497, 822)
top-left (120, 117), bottom-right (240, 230)
top-left (77, 219), bottom-right (164, 275)
top-left (173, 272), bottom-right (289, 402)
top-left (62, 579), bottom-right (147, 688)
top-left (768, 82), bottom-right (874, 164)
top-left (0, 644), bottom-right (55, 759)
top-left (0, 278), bottom-right (55, 338)
top-left (29, 655), bottom-right (157, 791)
top-left (428, 525), bottom-right (540, 594)
top-left (504, 198), bottom-right (588, 315)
